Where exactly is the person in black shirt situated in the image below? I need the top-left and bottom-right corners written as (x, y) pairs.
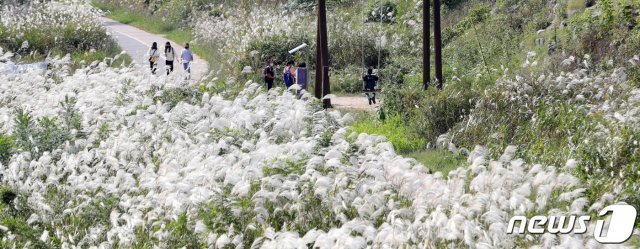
top-left (263, 59), bottom-right (275, 91)
top-left (363, 68), bottom-right (379, 105)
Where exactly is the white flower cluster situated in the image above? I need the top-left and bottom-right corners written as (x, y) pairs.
top-left (0, 55), bottom-right (634, 247)
top-left (0, 1), bottom-right (103, 39)
top-left (457, 53), bottom-right (640, 191)
top-left (193, 7), bottom-right (315, 66)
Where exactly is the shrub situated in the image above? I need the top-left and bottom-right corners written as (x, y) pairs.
top-left (34, 116), bottom-right (68, 156)
top-left (285, 0), bottom-right (355, 10)
top-left (12, 108), bottom-right (35, 154)
top-left (331, 66), bottom-right (366, 94)
top-left (406, 150), bottom-right (466, 176)
top-left (329, 27), bottom-right (390, 70)
top-left (352, 115), bottom-right (426, 153)
top-left (11, 97), bottom-right (84, 160)
top-left (443, 0), bottom-right (469, 9)
top-left (409, 87), bottom-right (475, 142)
top-left (442, 5), bottom-right (491, 45)
top-left (367, 1), bottom-right (397, 23)
top-left (241, 35), bottom-right (311, 70)
top-left (0, 133), bottom-right (14, 166)
top-left (59, 96), bottom-right (84, 138)
top-left (152, 87), bottom-right (202, 110)
top-left (0, 3), bottom-right (116, 58)
top-left (567, 0), bottom-right (586, 13)
top-left (449, 67), bottom-right (640, 208)
top-left (377, 56), bottom-right (416, 86)
top-left (93, 123), bottom-right (111, 148)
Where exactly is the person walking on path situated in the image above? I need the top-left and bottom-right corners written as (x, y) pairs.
top-left (283, 61), bottom-right (296, 90)
top-left (296, 62), bottom-right (307, 99)
top-left (263, 59), bottom-right (275, 91)
top-left (180, 43), bottom-right (194, 79)
top-left (164, 41), bottom-right (176, 75)
top-left (363, 68), bottom-right (379, 105)
top-left (147, 42), bottom-right (160, 74)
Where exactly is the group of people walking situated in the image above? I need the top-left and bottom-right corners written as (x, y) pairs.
top-left (147, 42), bottom-right (380, 105)
top-left (262, 59), bottom-right (308, 98)
top-left (262, 59), bottom-right (379, 105)
top-left (147, 41), bottom-right (193, 79)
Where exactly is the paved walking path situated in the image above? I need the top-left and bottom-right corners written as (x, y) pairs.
top-left (101, 17), bottom-right (209, 80)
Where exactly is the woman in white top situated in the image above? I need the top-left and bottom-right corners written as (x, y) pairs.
top-left (164, 41), bottom-right (176, 75)
top-left (147, 42), bottom-right (160, 74)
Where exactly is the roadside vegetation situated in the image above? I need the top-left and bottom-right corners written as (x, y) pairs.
top-left (91, 0), bottom-right (217, 71)
top-left (92, 0), bottom-right (640, 227)
top-left (0, 0), bottom-right (637, 247)
top-left (0, 2), bottom-right (130, 68)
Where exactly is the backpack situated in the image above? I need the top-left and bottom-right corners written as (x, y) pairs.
top-left (283, 67), bottom-right (293, 85)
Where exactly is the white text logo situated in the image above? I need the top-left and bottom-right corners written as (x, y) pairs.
top-left (507, 204), bottom-right (637, 244)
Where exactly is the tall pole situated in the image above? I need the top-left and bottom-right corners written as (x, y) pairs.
top-left (318, 0), bottom-right (331, 108)
top-left (315, 27), bottom-right (323, 99)
top-left (434, 0), bottom-right (443, 89)
top-left (423, 0), bottom-right (430, 90)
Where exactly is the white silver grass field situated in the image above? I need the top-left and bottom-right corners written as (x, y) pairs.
top-left (0, 1), bottom-right (639, 248)
top-left (0, 53), bottom-right (637, 248)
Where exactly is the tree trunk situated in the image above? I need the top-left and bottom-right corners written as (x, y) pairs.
top-left (434, 0), bottom-right (443, 89)
top-left (423, 0), bottom-right (431, 90)
top-left (318, 0), bottom-right (331, 108)
top-left (315, 27), bottom-right (323, 99)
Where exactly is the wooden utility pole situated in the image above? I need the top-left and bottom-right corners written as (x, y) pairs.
top-left (315, 0), bottom-right (331, 108)
top-left (434, 0), bottom-right (443, 89)
top-left (423, 0), bottom-right (430, 89)
top-left (315, 27), bottom-right (323, 99)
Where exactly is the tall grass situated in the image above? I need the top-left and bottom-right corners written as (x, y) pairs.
top-left (0, 2), bottom-right (123, 65)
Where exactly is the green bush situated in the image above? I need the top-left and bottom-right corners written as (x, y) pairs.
top-left (448, 69), bottom-right (640, 208)
top-left (11, 97), bottom-right (84, 160)
top-left (382, 81), bottom-right (475, 144)
top-left (443, 0), bottom-right (470, 9)
top-left (0, 185), bottom-right (50, 248)
top-left (352, 115), bottom-right (426, 153)
top-left (0, 5), bottom-right (116, 56)
top-left (0, 133), bottom-right (14, 166)
top-left (241, 35), bottom-right (311, 70)
top-left (406, 150), bottom-right (466, 176)
top-left (152, 87), bottom-right (203, 110)
top-left (442, 5), bottom-right (491, 45)
top-left (367, 1), bottom-right (397, 23)
top-left (329, 32), bottom-right (390, 70)
top-left (410, 88), bottom-right (475, 142)
top-left (285, 0), bottom-right (356, 10)
top-left (331, 66), bottom-right (366, 94)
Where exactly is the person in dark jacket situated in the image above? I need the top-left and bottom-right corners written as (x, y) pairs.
top-left (363, 68), bottom-right (379, 105)
top-left (263, 59), bottom-right (275, 91)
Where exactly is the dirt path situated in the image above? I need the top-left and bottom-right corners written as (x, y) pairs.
top-left (100, 17), bottom-right (209, 81)
top-left (331, 95), bottom-right (381, 111)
